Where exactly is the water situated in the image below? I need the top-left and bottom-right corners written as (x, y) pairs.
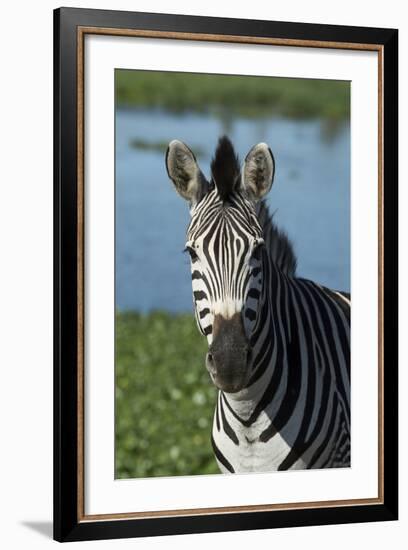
top-left (115, 109), bottom-right (350, 313)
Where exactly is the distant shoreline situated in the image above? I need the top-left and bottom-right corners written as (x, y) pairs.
top-left (115, 70), bottom-right (350, 121)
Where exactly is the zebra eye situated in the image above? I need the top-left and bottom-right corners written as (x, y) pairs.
top-left (184, 245), bottom-right (199, 262)
top-left (252, 238), bottom-right (265, 259)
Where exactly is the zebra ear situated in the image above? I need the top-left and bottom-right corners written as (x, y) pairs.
top-left (165, 140), bottom-right (208, 205)
top-left (242, 143), bottom-right (275, 201)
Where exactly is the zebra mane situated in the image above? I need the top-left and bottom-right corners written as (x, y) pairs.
top-left (210, 136), bottom-right (240, 201)
top-left (256, 200), bottom-right (297, 276)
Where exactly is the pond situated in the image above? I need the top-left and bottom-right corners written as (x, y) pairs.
top-left (115, 108), bottom-right (350, 313)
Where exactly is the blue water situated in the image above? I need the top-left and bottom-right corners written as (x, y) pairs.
top-left (115, 109), bottom-right (350, 312)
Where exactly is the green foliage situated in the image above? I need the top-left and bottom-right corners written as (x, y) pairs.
top-left (116, 70), bottom-right (350, 120)
top-left (115, 310), bottom-right (220, 479)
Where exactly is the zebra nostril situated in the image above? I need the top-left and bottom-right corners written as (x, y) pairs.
top-left (207, 352), bottom-right (214, 364)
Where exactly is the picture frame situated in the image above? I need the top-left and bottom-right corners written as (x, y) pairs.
top-left (53, 7), bottom-right (398, 542)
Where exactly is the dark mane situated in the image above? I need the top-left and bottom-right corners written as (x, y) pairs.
top-left (210, 136), bottom-right (240, 201)
top-left (256, 200), bottom-right (297, 276)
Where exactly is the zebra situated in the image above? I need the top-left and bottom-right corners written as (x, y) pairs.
top-left (165, 136), bottom-right (350, 473)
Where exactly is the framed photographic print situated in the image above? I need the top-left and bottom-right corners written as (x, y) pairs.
top-left (53, 7), bottom-right (398, 542)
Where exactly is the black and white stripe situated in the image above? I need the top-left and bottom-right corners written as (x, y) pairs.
top-left (187, 191), bottom-right (264, 343)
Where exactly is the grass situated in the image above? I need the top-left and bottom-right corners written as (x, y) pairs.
top-left (116, 69), bottom-right (350, 120)
top-left (115, 310), bottom-right (219, 479)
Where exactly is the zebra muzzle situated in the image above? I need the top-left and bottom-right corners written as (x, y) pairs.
top-left (206, 313), bottom-right (250, 393)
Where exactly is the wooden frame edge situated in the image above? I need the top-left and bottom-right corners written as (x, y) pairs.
top-left (72, 22), bottom-right (389, 527)
top-left (79, 497), bottom-right (383, 523)
top-left (78, 25), bottom-right (383, 51)
top-left (377, 45), bottom-right (385, 504)
top-left (77, 24), bottom-right (85, 522)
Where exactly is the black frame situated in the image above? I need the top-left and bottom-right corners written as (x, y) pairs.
top-left (54, 7), bottom-right (398, 542)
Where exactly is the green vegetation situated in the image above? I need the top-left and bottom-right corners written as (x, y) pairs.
top-left (116, 70), bottom-right (350, 120)
top-left (129, 138), bottom-right (206, 157)
top-left (129, 138), bottom-right (172, 153)
top-left (115, 310), bottom-right (219, 479)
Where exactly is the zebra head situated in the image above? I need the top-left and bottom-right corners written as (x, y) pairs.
top-left (166, 136), bottom-right (275, 393)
